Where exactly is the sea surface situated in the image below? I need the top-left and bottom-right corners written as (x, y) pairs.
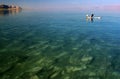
top-left (0, 10), bottom-right (120, 79)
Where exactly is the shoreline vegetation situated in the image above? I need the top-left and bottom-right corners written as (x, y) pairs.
top-left (0, 4), bottom-right (22, 16)
top-left (0, 4), bottom-right (22, 10)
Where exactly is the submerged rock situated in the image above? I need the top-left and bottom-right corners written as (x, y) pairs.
top-left (27, 67), bottom-right (42, 73)
top-left (88, 72), bottom-right (97, 76)
top-left (50, 72), bottom-right (60, 79)
top-left (64, 76), bottom-right (70, 79)
top-left (112, 71), bottom-right (120, 76)
top-left (30, 75), bottom-right (39, 79)
top-left (66, 66), bottom-right (87, 73)
top-left (81, 56), bottom-right (93, 63)
top-left (55, 52), bottom-right (67, 58)
top-left (72, 47), bottom-right (79, 51)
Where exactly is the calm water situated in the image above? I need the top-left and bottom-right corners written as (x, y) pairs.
top-left (0, 10), bottom-right (120, 79)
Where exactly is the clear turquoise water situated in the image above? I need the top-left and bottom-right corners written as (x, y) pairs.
top-left (0, 11), bottom-right (120, 79)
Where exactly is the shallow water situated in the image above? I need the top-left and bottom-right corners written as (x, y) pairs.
top-left (0, 11), bottom-right (120, 79)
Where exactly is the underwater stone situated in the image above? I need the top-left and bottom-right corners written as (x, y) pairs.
top-left (30, 75), bottom-right (39, 79)
top-left (88, 72), bottom-right (96, 76)
top-left (81, 56), bottom-right (93, 62)
top-left (27, 67), bottom-right (42, 73)
top-left (88, 77), bottom-right (100, 79)
top-left (50, 72), bottom-right (60, 79)
top-left (35, 58), bottom-right (46, 64)
top-left (55, 52), bottom-right (67, 58)
top-left (72, 47), bottom-right (78, 50)
top-left (61, 70), bottom-right (65, 75)
top-left (66, 66), bottom-right (87, 73)
top-left (112, 72), bottom-right (120, 76)
top-left (64, 76), bottom-right (70, 79)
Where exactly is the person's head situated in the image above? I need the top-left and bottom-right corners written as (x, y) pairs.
top-left (91, 14), bottom-right (94, 17)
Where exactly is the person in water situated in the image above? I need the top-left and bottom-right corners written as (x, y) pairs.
top-left (86, 14), bottom-right (94, 19)
top-left (91, 14), bottom-right (94, 18)
top-left (86, 14), bottom-right (94, 22)
top-left (91, 14), bottom-right (94, 22)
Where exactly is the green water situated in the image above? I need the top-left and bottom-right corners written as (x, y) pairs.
top-left (0, 11), bottom-right (120, 79)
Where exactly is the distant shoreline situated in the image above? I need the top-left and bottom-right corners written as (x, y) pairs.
top-left (0, 9), bottom-right (22, 10)
top-left (0, 4), bottom-right (22, 10)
